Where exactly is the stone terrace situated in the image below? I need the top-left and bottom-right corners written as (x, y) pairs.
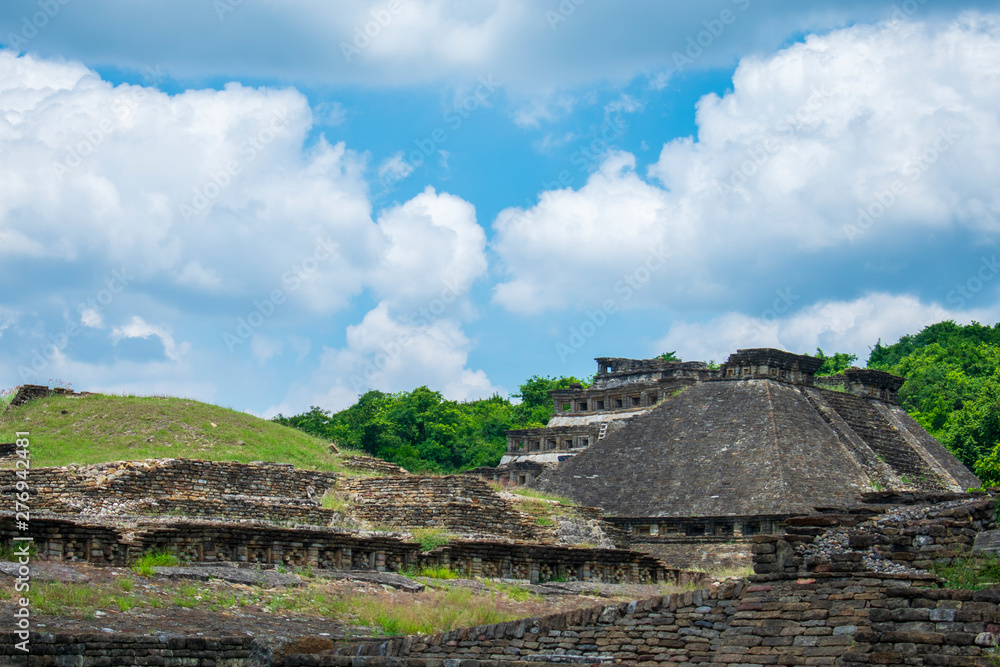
top-left (340, 475), bottom-right (541, 540)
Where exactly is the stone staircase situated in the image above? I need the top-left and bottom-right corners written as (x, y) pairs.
top-left (819, 390), bottom-right (942, 489)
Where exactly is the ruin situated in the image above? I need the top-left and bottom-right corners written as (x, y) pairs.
top-left (477, 348), bottom-right (982, 569)
top-left (495, 358), bottom-right (715, 485)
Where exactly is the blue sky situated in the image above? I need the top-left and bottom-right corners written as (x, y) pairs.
top-left (1, 0), bottom-right (999, 415)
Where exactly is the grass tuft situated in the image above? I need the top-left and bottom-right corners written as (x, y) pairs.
top-left (131, 550), bottom-right (181, 576)
top-left (933, 554), bottom-right (1000, 590)
top-left (410, 527), bottom-right (453, 552)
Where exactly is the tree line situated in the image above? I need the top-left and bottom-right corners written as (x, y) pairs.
top-left (273, 320), bottom-right (1000, 486)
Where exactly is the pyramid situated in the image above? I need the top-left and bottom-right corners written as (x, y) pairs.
top-left (537, 349), bottom-right (980, 518)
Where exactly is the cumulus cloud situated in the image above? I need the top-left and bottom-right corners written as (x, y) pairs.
top-left (110, 316), bottom-right (189, 362)
top-left (492, 16), bottom-right (1000, 314)
top-left (654, 293), bottom-right (999, 364)
top-left (80, 308), bottom-right (103, 328)
top-left (265, 301), bottom-right (501, 416)
top-left (370, 186), bottom-right (487, 309)
top-left (0, 51), bottom-right (495, 407)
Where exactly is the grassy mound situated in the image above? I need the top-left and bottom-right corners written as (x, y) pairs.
top-left (0, 393), bottom-right (355, 471)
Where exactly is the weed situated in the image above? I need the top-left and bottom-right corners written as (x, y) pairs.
top-left (933, 554), bottom-right (1000, 590)
top-left (535, 516), bottom-right (555, 527)
top-left (114, 595), bottom-right (136, 612)
top-left (320, 491), bottom-right (352, 512)
top-left (407, 565), bottom-right (461, 580)
top-left (410, 527), bottom-right (453, 552)
top-left (0, 542), bottom-right (36, 561)
top-left (131, 550), bottom-right (180, 576)
top-left (117, 578), bottom-right (134, 593)
top-left (172, 584), bottom-right (202, 608)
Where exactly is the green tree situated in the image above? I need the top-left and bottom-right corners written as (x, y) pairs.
top-left (813, 348), bottom-right (858, 376)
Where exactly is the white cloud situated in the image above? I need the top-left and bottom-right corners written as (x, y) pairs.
top-left (110, 316), bottom-right (189, 362)
top-left (0, 50), bottom-right (501, 412)
top-left (80, 308), bottom-right (103, 328)
top-left (0, 308), bottom-right (16, 339)
top-left (176, 261), bottom-right (222, 291)
top-left (250, 334), bottom-right (284, 365)
top-left (512, 94), bottom-right (575, 128)
top-left (654, 293), bottom-right (999, 364)
top-left (0, 50), bottom-right (381, 316)
top-left (265, 301), bottom-right (501, 416)
top-left (370, 186), bottom-right (487, 309)
top-left (313, 101), bottom-right (347, 126)
top-left (492, 16), bottom-right (1000, 314)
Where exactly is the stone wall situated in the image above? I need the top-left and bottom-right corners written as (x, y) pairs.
top-left (336, 571), bottom-right (1000, 666)
top-left (4, 383), bottom-right (94, 409)
top-left (0, 513), bottom-right (685, 584)
top-left (0, 459), bottom-right (340, 522)
top-left (339, 455), bottom-right (409, 476)
top-left (340, 475), bottom-right (539, 540)
top-left (0, 633), bottom-right (260, 665)
top-left (752, 493), bottom-right (997, 577)
top-left (629, 537), bottom-right (753, 571)
top-left (5, 571), bottom-right (997, 665)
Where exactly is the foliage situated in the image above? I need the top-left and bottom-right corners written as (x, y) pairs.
top-left (813, 348), bottom-right (858, 376)
top-left (273, 374), bottom-right (586, 473)
top-left (658, 351), bottom-right (681, 362)
top-left (933, 554), bottom-right (1000, 590)
top-left (865, 321), bottom-right (1000, 477)
top-left (410, 527), bottom-right (453, 552)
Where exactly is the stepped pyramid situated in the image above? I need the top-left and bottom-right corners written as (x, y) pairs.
top-left (535, 349), bottom-right (979, 519)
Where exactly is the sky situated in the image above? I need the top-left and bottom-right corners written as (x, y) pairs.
top-left (1, 0), bottom-right (999, 416)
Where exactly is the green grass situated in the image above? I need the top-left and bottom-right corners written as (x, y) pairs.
top-left (500, 486), bottom-right (578, 505)
top-left (407, 565), bottom-right (461, 579)
top-left (933, 554), bottom-right (1000, 590)
top-left (31, 582), bottom-right (118, 617)
top-left (275, 586), bottom-right (519, 636)
top-left (0, 393), bottom-right (353, 471)
top-left (410, 527), bottom-right (454, 552)
top-left (131, 551), bottom-right (181, 576)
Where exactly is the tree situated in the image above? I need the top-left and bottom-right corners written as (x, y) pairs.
top-left (813, 348), bottom-right (858, 376)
